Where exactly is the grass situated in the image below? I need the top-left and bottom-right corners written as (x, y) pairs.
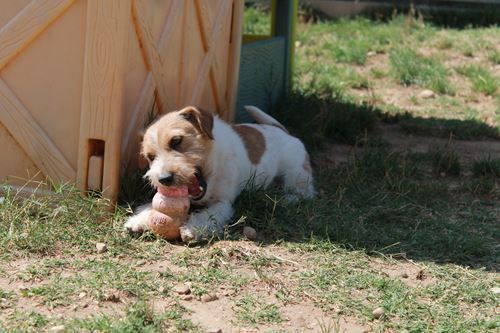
top-left (389, 48), bottom-right (455, 95)
top-left (233, 295), bottom-right (282, 326)
top-left (456, 65), bottom-right (499, 96)
top-left (1, 8), bottom-right (499, 333)
top-left (472, 156), bottom-right (500, 177)
top-left (430, 145), bottom-right (462, 176)
top-left (66, 300), bottom-right (200, 332)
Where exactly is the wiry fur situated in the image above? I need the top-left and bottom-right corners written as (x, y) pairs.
top-left (124, 106), bottom-right (315, 242)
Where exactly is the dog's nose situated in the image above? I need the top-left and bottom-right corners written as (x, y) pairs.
top-left (159, 173), bottom-right (175, 186)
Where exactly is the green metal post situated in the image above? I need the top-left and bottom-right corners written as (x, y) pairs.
top-left (272, 0), bottom-right (297, 92)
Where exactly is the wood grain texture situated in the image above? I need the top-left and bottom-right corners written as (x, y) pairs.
top-left (78, 0), bottom-right (131, 200)
top-left (0, 0), bottom-right (76, 70)
top-left (132, 0), bottom-right (182, 114)
top-left (225, 0), bottom-right (244, 122)
top-left (189, 0), bottom-right (231, 108)
top-left (121, 73), bottom-right (155, 157)
top-left (0, 79), bottom-right (76, 181)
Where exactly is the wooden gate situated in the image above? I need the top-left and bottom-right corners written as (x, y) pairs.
top-left (0, 0), bottom-right (243, 201)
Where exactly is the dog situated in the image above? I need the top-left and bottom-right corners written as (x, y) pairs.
top-left (124, 105), bottom-right (315, 242)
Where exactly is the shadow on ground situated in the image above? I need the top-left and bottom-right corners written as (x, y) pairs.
top-left (120, 92), bottom-right (499, 271)
top-left (228, 92), bottom-right (499, 271)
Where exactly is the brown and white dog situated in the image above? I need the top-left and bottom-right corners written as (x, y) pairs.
top-left (124, 105), bottom-right (315, 242)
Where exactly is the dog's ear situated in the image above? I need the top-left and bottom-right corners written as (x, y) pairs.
top-left (180, 106), bottom-right (214, 140)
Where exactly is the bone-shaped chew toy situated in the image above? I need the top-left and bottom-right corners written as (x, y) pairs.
top-left (149, 185), bottom-right (189, 240)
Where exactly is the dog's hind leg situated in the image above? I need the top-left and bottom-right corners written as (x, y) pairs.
top-left (180, 200), bottom-right (234, 242)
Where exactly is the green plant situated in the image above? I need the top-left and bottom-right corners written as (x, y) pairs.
top-left (456, 65), bottom-right (499, 96)
top-left (390, 48), bottom-right (455, 95)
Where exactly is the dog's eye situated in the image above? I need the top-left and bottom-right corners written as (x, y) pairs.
top-left (170, 136), bottom-right (183, 150)
top-left (146, 153), bottom-right (156, 162)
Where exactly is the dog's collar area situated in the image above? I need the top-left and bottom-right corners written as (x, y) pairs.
top-left (189, 167), bottom-right (207, 201)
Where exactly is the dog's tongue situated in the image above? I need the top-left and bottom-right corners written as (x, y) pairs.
top-left (188, 175), bottom-right (202, 197)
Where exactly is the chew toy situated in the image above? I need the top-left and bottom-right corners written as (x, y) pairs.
top-left (149, 185), bottom-right (189, 240)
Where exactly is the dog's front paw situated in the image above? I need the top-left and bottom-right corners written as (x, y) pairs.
top-left (179, 226), bottom-right (198, 243)
top-left (124, 214), bottom-right (150, 233)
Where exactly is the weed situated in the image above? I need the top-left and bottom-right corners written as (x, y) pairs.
top-left (233, 295), bottom-right (282, 325)
top-left (390, 48), bottom-right (454, 95)
top-left (66, 300), bottom-right (200, 332)
top-left (472, 156), bottom-right (500, 177)
top-left (488, 49), bottom-right (500, 65)
top-left (370, 67), bottom-right (388, 79)
top-left (456, 65), bottom-right (499, 96)
top-left (243, 6), bottom-right (271, 35)
top-left (430, 145), bottom-right (461, 176)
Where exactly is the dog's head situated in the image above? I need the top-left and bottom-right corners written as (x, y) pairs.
top-left (141, 106), bottom-right (214, 200)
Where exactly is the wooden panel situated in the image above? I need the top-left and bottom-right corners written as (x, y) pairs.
top-left (78, 0), bottom-right (131, 201)
top-left (0, 79), bottom-right (76, 181)
top-left (0, 0), bottom-right (76, 70)
top-left (1, 0), bottom-right (87, 171)
top-left (132, 0), bottom-right (181, 114)
top-left (0, 1), bottom-right (32, 29)
top-left (0, 122), bottom-right (45, 186)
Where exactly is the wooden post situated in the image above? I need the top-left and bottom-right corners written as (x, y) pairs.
top-left (225, 0), bottom-right (244, 122)
top-left (77, 0), bottom-right (131, 202)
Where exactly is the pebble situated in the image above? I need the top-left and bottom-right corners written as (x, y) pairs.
top-left (490, 287), bottom-right (500, 294)
top-left (367, 51), bottom-right (377, 57)
top-left (243, 226), bottom-right (257, 240)
top-left (103, 290), bottom-right (121, 302)
top-left (419, 89), bottom-right (435, 99)
top-left (372, 307), bottom-right (385, 319)
top-left (182, 294), bottom-right (193, 301)
top-left (78, 292), bottom-right (87, 298)
top-left (400, 272), bottom-right (409, 279)
top-left (96, 242), bottom-right (107, 254)
top-left (49, 325), bottom-right (65, 333)
top-left (174, 284), bottom-right (191, 295)
top-left (200, 293), bottom-right (218, 303)
top-left (207, 328), bottom-right (222, 333)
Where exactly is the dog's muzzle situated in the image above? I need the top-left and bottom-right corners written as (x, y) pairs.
top-left (188, 167), bottom-right (207, 201)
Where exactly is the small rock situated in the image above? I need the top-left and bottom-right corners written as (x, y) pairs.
top-left (490, 287), bottom-right (500, 294)
top-left (136, 260), bottom-right (146, 266)
top-left (243, 226), bottom-right (257, 240)
top-left (372, 307), bottom-right (385, 319)
top-left (174, 284), bottom-right (191, 295)
top-left (367, 51), bottom-right (377, 57)
top-left (207, 328), bottom-right (222, 333)
top-left (78, 292), bottom-right (87, 298)
top-left (200, 293), bottom-right (218, 303)
top-left (295, 41), bottom-right (301, 48)
top-left (96, 242), bottom-right (107, 254)
top-left (49, 325), bottom-right (65, 333)
top-left (419, 89), bottom-right (435, 99)
top-left (182, 294), bottom-right (193, 301)
top-left (400, 272), bottom-right (409, 279)
top-left (103, 290), bottom-right (121, 302)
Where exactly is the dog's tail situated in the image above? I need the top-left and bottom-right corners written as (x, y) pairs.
top-left (244, 105), bottom-right (289, 134)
